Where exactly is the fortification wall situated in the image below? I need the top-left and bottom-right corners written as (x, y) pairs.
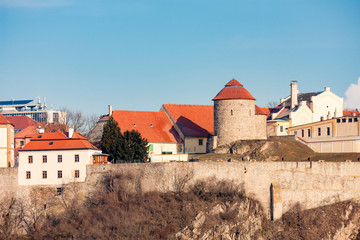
top-left (214, 99), bottom-right (266, 147)
top-left (86, 161), bottom-right (360, 218)
top-left (2, 161), bottom-right (360, 219)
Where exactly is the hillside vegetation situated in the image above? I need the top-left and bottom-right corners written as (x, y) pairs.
top-left (2, 170), bottom-right (360, 239)
top-left (196, 139), bottom-right (360, 162)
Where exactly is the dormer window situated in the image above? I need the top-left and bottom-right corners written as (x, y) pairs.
top-left (150, 124), bottom-right (153, 127)
top-left (133, 123), bottom-right (136, 127)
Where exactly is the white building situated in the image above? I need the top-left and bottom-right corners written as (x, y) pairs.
top-left (267, 81), bottom-right (343, 136)
top-left (0, 113), bottom-right (14, 168)
top-left (18, 130), bottom-right (103, 186)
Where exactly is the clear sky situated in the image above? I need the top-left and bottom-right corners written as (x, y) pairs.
top-left (1, 0), bottom-right (359, 116)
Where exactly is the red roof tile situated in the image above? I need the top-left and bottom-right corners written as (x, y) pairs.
top-left (213, 79), bottom-right (256, 101)
top-left (5, 116), bottom-right (37, 130)
top-left (343, 110), bottom-right (360, 117)
top-left (112, 111), bottom-right (181, 143)
top-left (225, 79), bottom-right (243, 87)
top-left (255, 105), bottom-right (270, 115)
top-left (0, 113), bottom-right (14, 126)
top-left (20, 132), bottom-right (97, 151)
top-left (163, 104), bottom-right (214, 137)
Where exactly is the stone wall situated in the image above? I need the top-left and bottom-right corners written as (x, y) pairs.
top-left (86, 161), bottom-right (360, 218)
top-left (3, 161), bottom-right (360, 219)
top-left (214, 99), bottom-right (266, 147)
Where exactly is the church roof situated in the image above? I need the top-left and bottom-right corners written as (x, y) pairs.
top-left (112, 110), bottom-right (182, 143)
top-left (212, 79), bottom-right (256, 101)
top-left (162, 104), bottom-right (214, 137)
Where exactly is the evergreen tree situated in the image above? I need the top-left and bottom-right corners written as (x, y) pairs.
top-left (100, 118), bottom-right (149, 162)
top-left (100, 117), bottom-right (123, 161)
top-left (122, 130), bottom-right (149, 161)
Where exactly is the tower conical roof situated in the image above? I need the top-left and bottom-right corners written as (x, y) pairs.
top-left (212, 79), bottom-right (256, 101)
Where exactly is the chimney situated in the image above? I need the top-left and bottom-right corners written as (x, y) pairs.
top-left (290, 80), bottom-right (298, 109)
top-left (69, 126), bottom-right (74, 139)
top-left (37, 126), bottom-right (44, 134)
top-left (109, 105), bottom-right (113, 117)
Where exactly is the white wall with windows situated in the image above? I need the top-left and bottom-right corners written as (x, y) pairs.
top-left (18, 149), bottom-right (101, 186)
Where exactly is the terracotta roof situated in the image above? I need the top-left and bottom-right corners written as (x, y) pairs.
top-left (112, 110), bottom-right (182, 143)
top-left (5, 116), bottom-right (37, 132)
top-left (343, 110), bottom-right (360, 117)
top-left (0, 113), bottom-right (14, 126)
top-left (20, 132), bottom-right (97, 151)
top-left (163, 104), bottom-right (214, 137)
top-left (213, 79), bottom-right (256, 101)
top-left (15, 123), bottom-right (69, 139)
top-left (255, 105), bottom-right (270, 115)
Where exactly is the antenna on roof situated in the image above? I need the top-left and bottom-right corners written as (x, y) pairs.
top-left (44, 97), bottom-right (47, 109)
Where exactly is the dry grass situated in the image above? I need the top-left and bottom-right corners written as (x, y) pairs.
top-left (195, 139), bottom-right (360, 162)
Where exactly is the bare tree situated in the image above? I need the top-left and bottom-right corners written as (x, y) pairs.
top-left (267, 101), bottom-right (279, 108)
top-left (0, 196), bottom-right (23, 240)
top-left (61, 107), bottom-right (99, 136)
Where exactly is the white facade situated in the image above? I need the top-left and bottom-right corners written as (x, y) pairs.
top-left (18, 149), bottom-right (101, 186)
top-left (0, 125), bottom-right (14, 168)
top-left (149, 142), bottom-right (187, 162)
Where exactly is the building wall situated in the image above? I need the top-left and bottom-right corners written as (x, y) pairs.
top-left (214, 99), bottom-right (266, 146)
top-left (311, 89), bottom-right (343, 121)
top-left (184, 137), bottom-right (207, 154)
top-left (0, 124), bottom-right (14, 168)
top-left (267, 121), bottom-right (290, 137)
top-left (18, 149), bottom-right (101, 186)
top-left (290, 104), bottom-right (313, 127)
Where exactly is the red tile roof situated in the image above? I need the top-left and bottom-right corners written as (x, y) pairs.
top-left (20, 132), bottom-right (97, 151)
top-left (0, 113), bottom-right (14, 126)
top-left (343, 110), bottom-right (360, 117)
top-left (112, 110), bottom-right (182, 143)
top-left (255, 105), bottom-right (270, 115)
top-left (15, 123), bottom-right (69, 139)
top-left (5, 116), bottom-right (37, 130)
top-left (163, 104), bottom-right (214, 137)
top-left (212, 79), bottom-right (256, 101)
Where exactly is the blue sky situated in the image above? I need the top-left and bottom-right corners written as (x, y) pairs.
top-left (1, 0), bottom-right (359, 116)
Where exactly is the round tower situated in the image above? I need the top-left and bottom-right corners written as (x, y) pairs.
top-left (213, 79), bottom-right (265, 147)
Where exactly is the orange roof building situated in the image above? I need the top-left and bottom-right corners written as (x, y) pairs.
top-left (0, 113), bottom-right (15, 168)
top-left (212, 79), bottom-right (267, 146)
top-left (18, 130), bottom-right (107, 186)
top-left (111, 110), bottom-right (186, 162)
top-left (161, 104), bottom-right (214, 154)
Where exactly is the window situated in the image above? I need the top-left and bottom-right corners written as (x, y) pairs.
top-left (199, 139), bottom-right (203, 146)
top-left (42, 155), bottom-right (47, 163)
top-left (28, 156), bottom-right (33, 164)
top-left (355, 118), bottom-right (358, 122)
top-left (75, 170), bottom-right (80, 178)
top-left (58, 155), bottom-right (62, 163)
top-left (56, 188), bottom-right (62, 196)
top-left (75, 155), bottom-right (79, 162)
top-left (42, 171), bottom-right (47, 179)
top-left (318, 128), bottom-right (321, 136)
top-left (308, 129), bottom-right (311, 137)
top-left (294, 131), bottom-right (297, 136)
top-left (342, 118), bottom-right (346, 123)
top-left (26, 171), bottom-right (31, 179)
top-left (301, 130), bottom-right (304, 138)
top-left (20, 141), bottom-right (24, 146)
top-left (149, 144), bottom-right (154, 152)
top-left (58, 170), bottom-right (62, 179)
top-left (230, 109), bottom-right (233, 116)
top-left (337, 119), bottom-right (341, 123)
top-left (327, 127), bottom-right (331, 136)
top-left (280, 126), bottom-right (284, 132)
